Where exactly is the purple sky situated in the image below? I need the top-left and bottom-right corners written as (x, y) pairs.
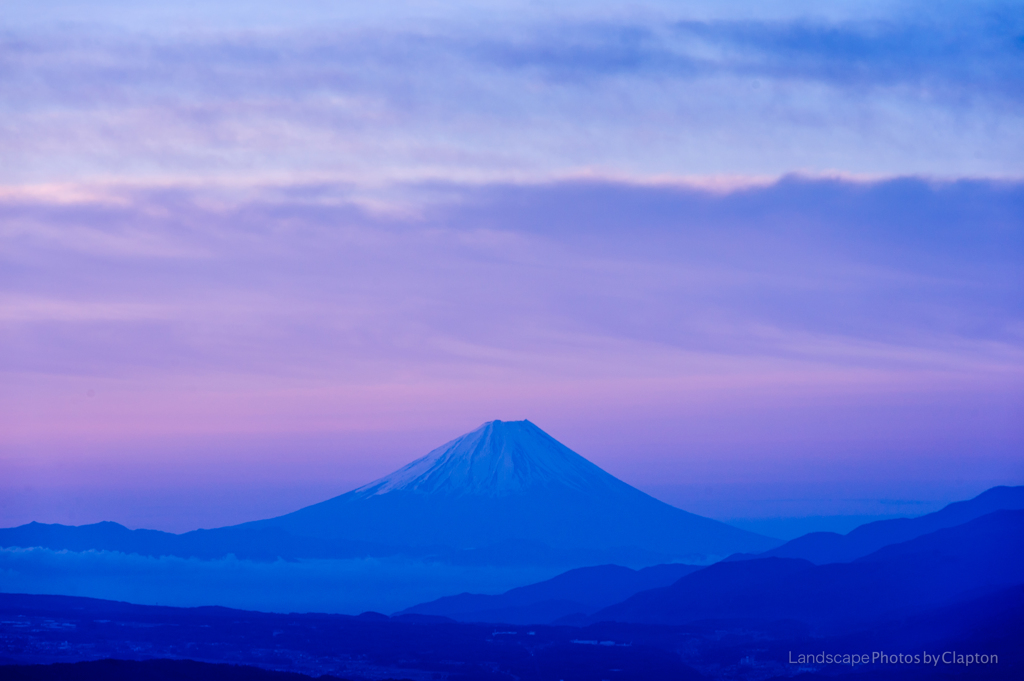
top-left (1, 0), bottom-right (1022, 533)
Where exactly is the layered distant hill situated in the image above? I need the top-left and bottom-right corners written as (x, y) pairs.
top-left (398, 487), bottom-right (1024, 628)
top-left (588, 508), bottom-right (1024, 629)
top-left (398, 563), bottom-right (703, 625)
top-left (0, 420), bottom-right (778, 566)
top-left (729, 485), bottom-right (1024, 565)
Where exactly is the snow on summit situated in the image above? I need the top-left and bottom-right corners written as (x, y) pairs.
top-left (246, 418), bottom-right (780, 561)
top-left (354, 420), bottom-right (625, 498)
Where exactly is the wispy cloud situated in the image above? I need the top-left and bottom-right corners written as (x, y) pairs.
top-left (1, 1), bottom-right (1022, 527)
top-left (1, 178), bottom-right (1020, 440)
top-left (0, 296), bottom-right (169, 322)
top-left (1, 1), bottom-right (1021, 185)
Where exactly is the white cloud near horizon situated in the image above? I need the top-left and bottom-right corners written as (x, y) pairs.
top-left (0, 546), bottom-right (558, 614)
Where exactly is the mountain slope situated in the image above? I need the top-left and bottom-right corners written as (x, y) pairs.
top-left (398, 562), bottom-right (702, 624)
top-left (590, 509), bottom-right (1024, 629)
top-left (0, 420), bottom-right (778, 565)
top-left (746, 485), bottom-right (1024, 564)
top-left (242, 420), bottom-right (779, 562)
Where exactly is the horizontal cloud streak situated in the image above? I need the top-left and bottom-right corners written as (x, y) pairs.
top-left (478, 14), bottom-right (1024, 96)
top-left (1, 178), bottom-right (1021, 505)
top-left (2, 177), bottom-right (1021, 379)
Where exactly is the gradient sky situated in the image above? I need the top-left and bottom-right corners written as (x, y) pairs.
top-left (1, 0), bottom-right (1022, 534)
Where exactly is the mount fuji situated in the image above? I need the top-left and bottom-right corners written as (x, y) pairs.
top-left (242, 420), bottom-right (779, 564)
top-left (0, 420), bottom-right (779, 568)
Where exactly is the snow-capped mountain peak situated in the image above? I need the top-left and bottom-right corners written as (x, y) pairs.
top-left (353, 420), bottom-right (623, 498)
top-left (253, 418), bottom-right (780, 562)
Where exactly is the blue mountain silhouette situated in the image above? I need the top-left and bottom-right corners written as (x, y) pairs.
top-left (0, 420), bottom-right (777, 565)
top-left (587, 508), bottom-right (1024, 629)
top-left (241, 420), bottom-right (777, 562)
top-left (732, 484), bottom-right (1024, 564)
top-left (398, 562), bottom-right (702, 624)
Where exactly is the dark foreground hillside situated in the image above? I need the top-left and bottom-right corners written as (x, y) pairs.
top-left (0, 659), bottom-right (350, 681)
top-left (1, 587), bottom-right (1020, 681)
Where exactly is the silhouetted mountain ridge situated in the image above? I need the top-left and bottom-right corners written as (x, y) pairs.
top-left (742, 485), bottom-right (1024, 564)
top-left (399, 562), bottom-right (702, 624)
top-left (586, 509), bottom-right (1024, 629)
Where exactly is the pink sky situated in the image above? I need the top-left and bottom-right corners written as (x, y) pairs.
top-left (2, 180), bottom-right (1021, 531)
top-left (2, 0), bottom-right (1023, 533)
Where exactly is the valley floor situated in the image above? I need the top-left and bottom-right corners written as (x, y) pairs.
top-left (1, 591), bottom-right (1020, 681)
